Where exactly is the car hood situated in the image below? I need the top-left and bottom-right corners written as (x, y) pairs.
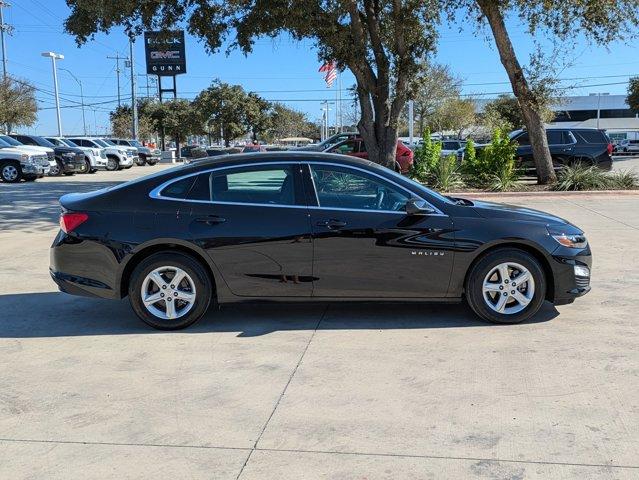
top-left (470, 199), bottom-right (572, 226)
top-left (8, 145), bottom-right (54, 154)
top-left (55, 146), bottom-right (84, 155)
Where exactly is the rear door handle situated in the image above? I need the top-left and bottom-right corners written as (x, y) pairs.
top-left (195, 215), bottom-right (226, 225)
top-left (317, 219), bottom-right (347, 229)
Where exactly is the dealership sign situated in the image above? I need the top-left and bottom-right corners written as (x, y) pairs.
top-left (144, 31), bottom-right (187, 75)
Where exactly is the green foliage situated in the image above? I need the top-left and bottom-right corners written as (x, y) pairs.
top-left (0, 77), bottom-right (37, 133)
top-left (109, 101), bottom-right (155, 140)
top-left (428, 154), bottom-right (464, 192)
top-left (410, 129), bottom-right (441, 182)
top-left (627, 77), bottom-right (639, 113)
top-left (554, 164), bottom-right (639, 191)
top-left (553, 163), bottom-right (611, 191)
top-left (265, 103), bottom-right (319, 141)
top-left (460, 138), bottom-right (477, 174)
top-left (463, 129), bottom-right (519, 189)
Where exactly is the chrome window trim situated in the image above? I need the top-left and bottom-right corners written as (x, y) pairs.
top-left (148, 160), bottom-right (445, 216)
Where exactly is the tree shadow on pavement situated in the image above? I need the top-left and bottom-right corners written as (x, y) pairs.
top-left (0, 291), bottom-right (559, 338)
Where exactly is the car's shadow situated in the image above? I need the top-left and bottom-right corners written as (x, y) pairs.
top-left (0, 292), bottom-right (559, 338)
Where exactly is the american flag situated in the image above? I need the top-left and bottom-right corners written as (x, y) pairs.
top-left (319, 61), bottom-right (337, 88)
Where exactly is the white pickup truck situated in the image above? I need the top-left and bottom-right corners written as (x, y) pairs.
top-left (0, 141), bottom-right (50, 182)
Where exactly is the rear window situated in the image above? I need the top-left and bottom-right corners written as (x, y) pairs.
top-left (574, 130), bottom-right (607, 144)
top-left (159, 173), bottom-right (211, 201)
top-left (161, 177), bottom-right (195, 199)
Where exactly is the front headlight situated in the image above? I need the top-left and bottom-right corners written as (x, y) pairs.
top-left (547, 226), bottom-right (588, 249)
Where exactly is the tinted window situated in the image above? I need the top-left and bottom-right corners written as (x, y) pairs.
top-left (160, 177), bottom-right (195, 199)
top-left (575, 130), bottom-right (607, 144)
top-left (211, 166), bottom-right (297, 206)
top-left (514, 132), bottom-right (530, 145)
top-left (310, 165), bottom-right (409, 212)
top-left (442, 141), bottom-right (460, 150)
top-left (546, 130), bottom-right (564, 145)
top-left (1, 135), bottom-right (22, 146)
top-left (331, 140), bottom-right (358, 154)
top-left (188, 173), bottom-right (211, 201)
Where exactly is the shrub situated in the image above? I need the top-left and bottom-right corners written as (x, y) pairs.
top-left (460, 138), bottom-right (477, 175)
top-left (607, 170), bottom-right (638, 190)
top-left (463, 129), bottom-right (519, 189)
top-left (553, 163), bottom-right (610, 191)
top-left (411, 129), bottom-right (441, 182)
top-left (428, 154), bottom-right (465, 192)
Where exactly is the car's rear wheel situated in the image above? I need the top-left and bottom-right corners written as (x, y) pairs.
top-left (128, 252), bottom-right (213, 330)
top-left (465, 248), bottom-right (546, 324)
top-left (1, 162), bottom-right (22, 183)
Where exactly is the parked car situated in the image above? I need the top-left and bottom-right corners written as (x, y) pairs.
top-left (10, 134), bottom-right (86, 176)
top-left (296, 131), bottom-right (359, 151)
top-left (45, 137), bottom-right (106, 173)
top-left (0, 139), bottom-right (50, 182)
top-left (242, 144), bottom-right (267, 153)
top-left (0, 134), bottom-right (57, 173)
top-left (326, 137), bottom-right (414, 173)
top-left (180, 145), bottom-right (208, 160)
top-left (67, 137), bottom-right (133, 171)
top-left (98, 138), bottom-right (138, 166)
top-left (110, 138), bottom-right (160, 166)
top-left (50, 152), bottom-right (592, 330)
top-left (615, 139), bottom-right (639, 153)
top-left (440, 140), bottom-right (465, 157)
top-left (467, 128), bottom-right (613, 172)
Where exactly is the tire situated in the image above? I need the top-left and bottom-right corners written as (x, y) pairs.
top-left (128, 252), bottom-right (213, 330)
top-left (24, 176), bottom-right (37, 182)
top-left (48, 161), bottom-right (63, 176)
top-left (465, 248), bottom-right (546, 324)
top-left (105, 156), bottom-right (119, 171)
top-left (79, 159), bottom-right (91, 174)
top-left (146, 160), bottom-right (158, 166)
top-left (63, 172), bottom-right (75, 176)
top-left (0, 162), bottom-right (22, 183)
top-left (135, 156), bottom-right (146, 166)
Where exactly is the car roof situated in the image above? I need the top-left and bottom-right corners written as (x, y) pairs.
top-left (183, 151), bottom-right (380, 172)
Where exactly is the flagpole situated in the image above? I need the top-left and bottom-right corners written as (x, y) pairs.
top-left (338, 71), bottom-right (342, 133)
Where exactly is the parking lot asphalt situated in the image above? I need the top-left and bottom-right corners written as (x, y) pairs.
top-left (1, 164), bottom-right (638, 479)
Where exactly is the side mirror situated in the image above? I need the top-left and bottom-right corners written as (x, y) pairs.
top-left (405, 198), bottom-right (436, 216)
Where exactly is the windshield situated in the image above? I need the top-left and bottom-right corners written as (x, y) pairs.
top-left (32, 136), bottom-right (56, 148)
top-left (0, 137), bottom-right (11, 147)
top-left (45, 138), bottom-right (64, 147)
top-left (0, 135), bottom-right (22, 146)
top-left (372, 163), bottom-right (454, 205)
top-left (61, 138), bottom-right (79, 147)
top-left (94, 139), bottom-right (109, 147)
top-left (129, 140), bottom-right (142, 147)
top-left (101, 139), bottom-right (116, 146)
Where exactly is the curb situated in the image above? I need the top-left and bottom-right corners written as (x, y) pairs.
top-left (448, 190), bottom-right (639, 198)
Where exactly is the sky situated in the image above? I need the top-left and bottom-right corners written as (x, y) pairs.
top-left (4, 0), bottom-right (639, 136)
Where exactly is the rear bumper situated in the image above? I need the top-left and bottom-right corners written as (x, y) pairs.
top-left (50, 268), bottom-right (118, 299)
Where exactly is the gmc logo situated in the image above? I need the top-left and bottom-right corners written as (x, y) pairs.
top-left (150, 51), bottom-right (180, 60)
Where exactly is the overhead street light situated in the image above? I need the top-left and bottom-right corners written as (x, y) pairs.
top-left (60, 68), bottom-right (86, 136)
top-left (41, 51), bottom-right (64, 136)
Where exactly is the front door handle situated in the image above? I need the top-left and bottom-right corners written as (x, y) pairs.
top-left (195, 215), bottom-right (226, 225)
top-left (317, 219), bottom-right (347, 229)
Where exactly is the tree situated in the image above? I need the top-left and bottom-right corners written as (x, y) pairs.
top-left (427, 97), bottom-right (476, 139)
top-left (266, 103), bottom-right (318, 141)
top-left (147, 99), bottom-right (200, 154)
top-left (627, 77), bottom-right (639, 114)
top-left (64, 0), bottom-right (441, 170)
top-left (109, 101), bottom-right (155, 140)
top-left (446, 0), bottom-right (639, 184)
top-left (0, 77), bottom-right (38, 134)
top-left (193, 81), bottom-right (255, 146)
top-left (412, 63), bottom-right (461, 135)
top-left (483, 94), bottom-right (555, 133)
top-left (245, 92), bottom-right (273, 141)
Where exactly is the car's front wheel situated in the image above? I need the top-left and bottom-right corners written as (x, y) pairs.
top-left (0, 162), bottom-right (22, 182)
top-left (105, 156), bottom-right (119, 171)
top-left (128, 252), bottom-right (213, 330)
top-left (465, 248), bottom-right (546, 324)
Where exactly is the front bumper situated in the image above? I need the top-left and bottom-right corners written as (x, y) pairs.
top-left (550, 249), bottom-right (592, 305)
top-left (21, 163), bottom-right (48, 177)
top-left (60, 155), bottom-right (85, 173)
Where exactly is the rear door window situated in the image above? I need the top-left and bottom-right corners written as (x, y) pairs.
top-left (514, 132), bottom-right (530, 146)
top-left (211, 165), bottom-right (299, 206)
top-left (546, 130), bottom-right (565, 145)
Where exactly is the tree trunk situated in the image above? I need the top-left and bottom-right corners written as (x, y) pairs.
top-left (476, 0), bottom-right (557, 184)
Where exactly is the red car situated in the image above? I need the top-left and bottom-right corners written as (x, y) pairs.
top-left (326, 137), bottom-right (414, 173)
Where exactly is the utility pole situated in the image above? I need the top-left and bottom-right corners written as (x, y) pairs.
top-left (128, 36), bottom-right (138, 139)
top-left (41, 51), bottom-right (64, 136)
top-left (61, 68), bottom-right (86, 136)
top-left (0, 1), bottom-right (10, 82)
top-left (107, 53), bottom-right (124, 107)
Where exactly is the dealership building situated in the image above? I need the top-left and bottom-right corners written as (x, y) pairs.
top-left (549, 94), bottom-right (639, 140)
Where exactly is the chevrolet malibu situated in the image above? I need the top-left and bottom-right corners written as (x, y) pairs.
top-left (50, 152), bottom-right (591, 330)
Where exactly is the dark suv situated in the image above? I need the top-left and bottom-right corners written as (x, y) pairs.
top-left (10, 134), bottom-right (86, 175)
top-left (508, 128), bottom-right (613, 171)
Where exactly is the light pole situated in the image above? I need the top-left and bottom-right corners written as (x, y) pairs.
top-left (41, 51), bottom-right (64, 136)
top-left (60, 68), bottom-right (86, 136)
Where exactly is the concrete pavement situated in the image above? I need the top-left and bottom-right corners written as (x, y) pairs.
top-left (1, 166), bottom-right (638, 479)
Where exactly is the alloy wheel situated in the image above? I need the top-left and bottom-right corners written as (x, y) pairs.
top-left (2, 164), bottom-right (19, 181)
top-left (49, 163), bottom-right (61, 176)
top-left (482, 262), bottom-right (535, 315)
top-left (140, 266), bottom-right (197, 320)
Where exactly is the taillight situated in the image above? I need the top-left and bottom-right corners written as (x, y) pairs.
top-left (607, 143), bottom-right (613, 155)
top-left (60, 212), bottom-right (88, 233)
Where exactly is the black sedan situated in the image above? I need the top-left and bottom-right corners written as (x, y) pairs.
top-left (50, 153), bottom-right (591, 330)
